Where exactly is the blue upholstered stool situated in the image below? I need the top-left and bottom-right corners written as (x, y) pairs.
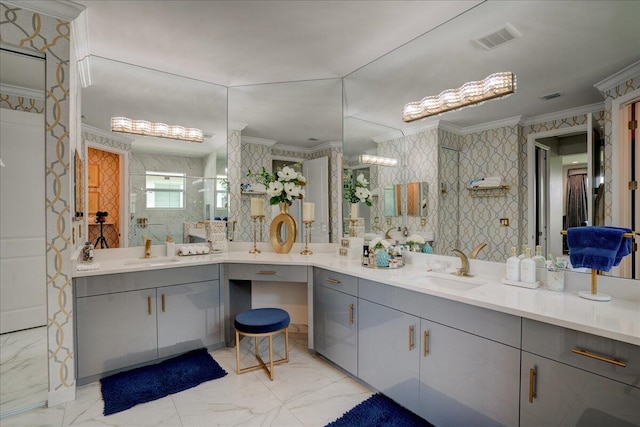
top-left (234, 308), bottom-right (290, 380)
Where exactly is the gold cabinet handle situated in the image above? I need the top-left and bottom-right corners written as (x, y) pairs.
top-left (528, 367), bottom-right (536, 403)
top-left (161, 294), bottom-right (166, 312)
top-left (147, 296), bottom-right (152, 315)
top-left (326, 278), bottom-right (341, 284)
top-left (571, 348), bottom-right (627, 367)
top-left (409, 325), bottom-right (415, 350)
top-left (72, 227), bottom-right (76, 245)
top-left (423, 330), bottom-right (430, 357)
top-left (258, 270), bottom-right (276, 275)
top-left (349, 303), bottom-right (354, 324)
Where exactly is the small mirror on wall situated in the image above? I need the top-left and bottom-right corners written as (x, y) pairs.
top-left (384, 184), bottom-right (401, 217)
top-left (407, 181), bottom-right (428, 217)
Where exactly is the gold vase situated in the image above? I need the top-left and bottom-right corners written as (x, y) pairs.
top-left (270, 202), bottom-right (297, 254)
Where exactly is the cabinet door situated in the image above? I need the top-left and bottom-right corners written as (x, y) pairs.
top-left (419, 320), bottom-right (519, 427)
top-left (358, 299), bottom-right (420, 413)
top-left (313, 284), bottom-right (358, 375)
top-left (157, 280), bottom-right (221, 358)
top-left (76, 290), bottom-right (158, 379)
top-left (521, 352), bottom-right (640, 427)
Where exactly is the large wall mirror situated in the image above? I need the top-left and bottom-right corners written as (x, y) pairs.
top-left (80, 56), bottom-right (228, 247)
top-left (343, 0), bottom-right (640, 278)
top-left (228, 79), bottom-right (343, 243)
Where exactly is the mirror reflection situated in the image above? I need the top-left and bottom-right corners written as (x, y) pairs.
top-left (342, 0), bottom-right (639, 279)
top-left (80, 56), bottom-right (228, 247)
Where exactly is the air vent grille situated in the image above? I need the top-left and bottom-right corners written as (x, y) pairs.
top-left (540, 92), bottom-right (563, 100)
top-left (473, 23), bottom-right (521, 50)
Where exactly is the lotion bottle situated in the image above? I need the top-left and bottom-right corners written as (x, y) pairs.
top-left (520, 247), bottom-right (536, 283)
top-left (506, 246), bottom-right (520, 281)
top-left (532, 245), bottom-right (546, 268)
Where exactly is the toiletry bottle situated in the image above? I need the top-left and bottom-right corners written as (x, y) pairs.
top-left (166, 235), bottom-right (175, 256)
top-left (362, 244), bottom-right (370, 266)
top-left (82, 241), bottom-right (94, 262)
top-left (518, 244), bottom-right (528, 259)
top-left (520, 247), bottom-right (536, 283)
top-left (532, 245), bottom-right (545, 268)
top-left (506, 246), bottom-right (520, 281)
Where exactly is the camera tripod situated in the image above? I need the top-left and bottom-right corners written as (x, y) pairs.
top-left (94, 220), bottom-right (109, 248)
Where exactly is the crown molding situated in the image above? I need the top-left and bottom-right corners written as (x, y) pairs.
top-left (594, 60), bottom-right (640, 94)
top-left (437, 120), bottom-right (464, 135)
top-left (371, 128), bottom-right (404, 143)
top-left (314, 140), bottom-right (342, 151)
top-left (401, 120), bottom-right (440, 137)
top-left (0, 83), bottom-right (44, 100)
top-left (242, 136), bottom-right (277, 146)
top-left (82, 123), bottom-right (133, 145)
top-left (462, 115), bottom-right (524, 134)
top-left (2, 0), bottom-right (85, 21)
top-left (77, 55), bottom-right (92, 88)
top-left (272, 143), bottom-right (313, 154)
top-left (523, 103), bottom-right (603, 127)
top-left (228, 121), bottom-right (248, 131)
top-left (72, 8), bottom-right (90, 74)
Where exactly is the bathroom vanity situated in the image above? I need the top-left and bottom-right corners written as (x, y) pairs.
top-left (72, 249), bottom-right (639, 425)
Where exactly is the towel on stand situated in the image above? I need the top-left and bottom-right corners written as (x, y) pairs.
top-left (567, 226), bottom-right (632, 272)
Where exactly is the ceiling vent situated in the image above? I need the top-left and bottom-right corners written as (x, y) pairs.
top-left (473, 23), bottom-right (521, 50)
top-left (540, 92), bottom-right (563, 100)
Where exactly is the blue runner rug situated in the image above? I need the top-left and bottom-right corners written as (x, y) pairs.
top-left (101, 348), bottom-right (227, 415)
top-left (326, 393), bottom-right (433, 427)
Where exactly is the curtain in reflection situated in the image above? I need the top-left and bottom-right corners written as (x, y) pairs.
top-left (566, 168), bottom-right (588, 229)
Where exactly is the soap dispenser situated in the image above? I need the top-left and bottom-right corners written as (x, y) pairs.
top-left (82, 241), bottom-right (94, 263)
top-left (520, 247), bottom-right (536, 284)
top-left (506, 246), bottom-right (520, 281)
top-left (166, 235), bottom-right (175, 257)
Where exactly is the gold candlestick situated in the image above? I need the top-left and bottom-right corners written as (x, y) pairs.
top-left (349, 219), bottom-right (358, 237)
top-left (300, 220), bottom-right (314, 255)
top-left (249, 215), bottom-right (262, 254)
top-left (258, 215), bottom-right (265, 243)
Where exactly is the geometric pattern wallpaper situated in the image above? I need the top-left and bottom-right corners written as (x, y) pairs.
top-left (0, 94), bottom-right (45, 113)
top-left (1, 4), bottom-right (74, 399)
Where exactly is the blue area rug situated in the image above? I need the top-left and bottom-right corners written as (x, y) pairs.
top-left (326, 393), bottom-right (433, 427)
top-left (100, 348), bottom-right (227, 415)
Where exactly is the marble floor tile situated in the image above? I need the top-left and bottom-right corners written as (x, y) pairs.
top-left (0, 326), bottom-right (48, 416)
top-left (1, 333), bottom-right (373, 427)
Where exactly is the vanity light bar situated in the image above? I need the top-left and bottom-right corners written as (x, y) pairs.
top-left (402, 72), bottom-right (516, 123)
top-left (111, 117), bottom-right (204, 143)
top-left (359, 154), bottom-right (398, 167)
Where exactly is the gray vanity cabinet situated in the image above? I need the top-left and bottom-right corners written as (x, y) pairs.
top-left (74, 265), bottom-right (221, 383)
top-left (76, 289), bottom-right (158, 379)
top-left (313, 282), bottom-right (358, 375)
top-left (358, 298), bottom-right (421, 414)
top-left (156, 280), bottom-right (221, 358)
top-left (520, 319), bottom-right (640, 426)
top-left (313, 268), bottom-right (358, 376)
top-left (419, 319), bottom-right (520, 427)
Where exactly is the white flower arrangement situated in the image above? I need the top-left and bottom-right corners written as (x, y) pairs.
top-left (247, 166), bottom-right (306, 205)
top-left (344, 173), bottom-right (372, 206)
top-left (405, 234), bottom-right (426, 245)
top-left (369, 237), bottom-right (391, 250)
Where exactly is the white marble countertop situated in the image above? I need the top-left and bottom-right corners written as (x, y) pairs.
top-left (73, 244), bottom-right (640, 346)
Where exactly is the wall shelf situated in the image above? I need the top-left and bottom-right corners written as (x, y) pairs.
top-left (467, 185), bottom-right (510, 198)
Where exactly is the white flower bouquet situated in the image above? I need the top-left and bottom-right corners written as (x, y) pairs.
top-left (369, 237), bottom-right (391, 251)
top-left (405, 234), bottom-right (426, 246)
top-left (247, 166), bottom-right (306, 205)
top-left (344, 173), bottom-right (372, 206)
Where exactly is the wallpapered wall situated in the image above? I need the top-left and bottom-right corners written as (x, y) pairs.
top-left (0, 94), bottom-right (44, 113)
top-left (0, 4), bottom-right (73, 401)
top-left (87, 147), bottom-right (120, 248)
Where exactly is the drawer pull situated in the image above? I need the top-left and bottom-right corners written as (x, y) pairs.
top-left (147, 296), bottom-right (152, 315)
top-left (326, 278), bottom-right (341, 284)
top-left (349, 304), bottom-right (354, 324)
top-left (528, 367), bottom-right (536, 403)
top-left (571, 348), bottom-right (627, 367)
top-left (423, 330), bottom-right (430, 357)
top-left (161, 294), bottom-right (166, 312)
top-left (409, 325), bottom-right (415, 350)
top-left (258, 270), bottom-right (276, 275)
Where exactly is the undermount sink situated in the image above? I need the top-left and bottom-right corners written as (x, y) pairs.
top-left (123, 256), bottom-right (181, 266)
top-left (408, 271), bottom-right (486, 292)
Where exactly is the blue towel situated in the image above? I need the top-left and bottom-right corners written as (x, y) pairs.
top-left (567, 226), bottom-right (632, 272)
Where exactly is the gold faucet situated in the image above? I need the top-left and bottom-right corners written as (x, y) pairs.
top-left (144, 237), bottom-right (152, 258)
top-left (469, 242), bottom-right (488, 259)
top-left (385, 226), bottom-right (398, 240)
top-left (450, 248), bottom-right (472, 277)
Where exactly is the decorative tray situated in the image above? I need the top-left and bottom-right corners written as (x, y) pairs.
top-left (177, 248), bottom-right (223, 256)
top-left (361, 263), bottom-right (405, 270)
